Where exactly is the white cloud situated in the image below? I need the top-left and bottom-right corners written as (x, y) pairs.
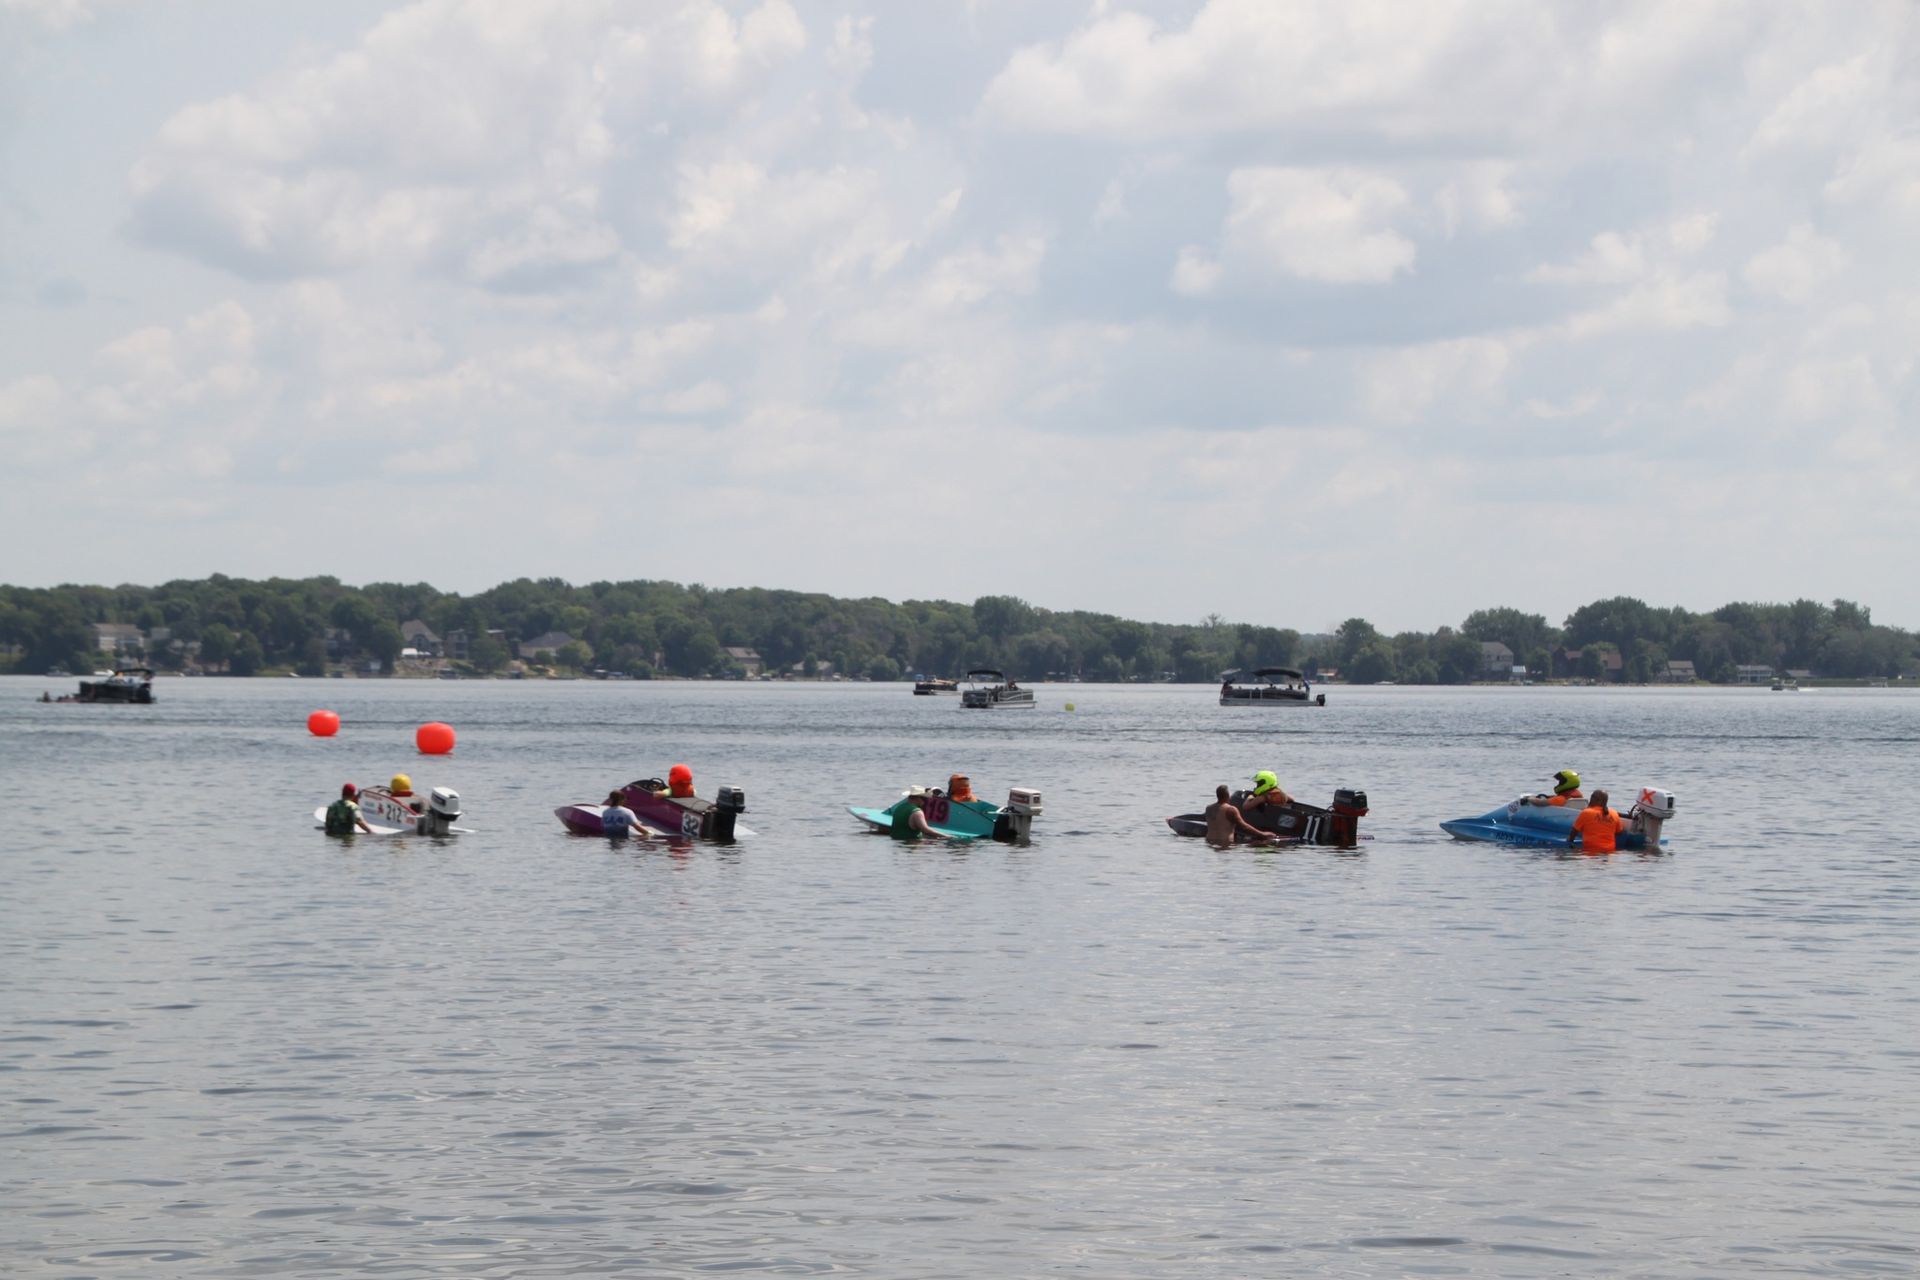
top-left (1209, 167), bottom-right (1416, 285)
top-left (1564, 272), bottom-right (1730, 337)
top-left (1743, 224), bottom-right (1848, 302)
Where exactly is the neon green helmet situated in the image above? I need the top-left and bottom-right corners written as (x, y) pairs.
top-left (1252, 770), bottom-right (1280, 796)
top-left (1552, 769), bottom-right (1581, 795)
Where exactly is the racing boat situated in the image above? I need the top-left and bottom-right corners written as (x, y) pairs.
top-left (960, 669), bottom-right (1034, 709)
top-left (1166, 787), bottom-right (1368, 846)
top-left (555, 777), bottom-right (748, 841)
top-left (313, 784), bottom-right (470, 835)
top-left (76, 666), bottom-right (155, 704)
top-left (1440, 787), bottom-right (1675, 849)
top-left (848, 785), bottom-right (1043, 843)
top-left (1219, 667), bottom-right (1324, 707)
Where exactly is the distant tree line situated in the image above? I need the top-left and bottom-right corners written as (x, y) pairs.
top-left (1, 575), bottom-right (1915, 683)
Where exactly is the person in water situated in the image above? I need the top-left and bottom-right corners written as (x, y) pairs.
top-left (890, 787), bottom-right (948, 842)
top-left (600, 790), bottom-right (648, 840)
top-left (324, 783), bottom-right (374, 835)
top-left (1523, 769), bottom-right (1584, 807)
top-left (1205, 785), bottom-right (1276, 847)
top-left (947, 774), bottom-right (977, 803)
top-left (1241, 770), bottom-right (1293, 811)
top-left (1568, 789), bottom-right (1625, 853)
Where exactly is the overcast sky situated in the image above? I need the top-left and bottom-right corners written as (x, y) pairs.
top-left (2, 1), bottom-right (1915, 632)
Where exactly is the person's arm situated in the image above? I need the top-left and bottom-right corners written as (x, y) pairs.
top-left (356, 810), bottom-right (374, 834)
top-left (1567, 814), bottom-right (1581, 847)
top-left (909, 808), bottom-right (947, 840)
top-left (1230, 805), bottom-right (1275, 843)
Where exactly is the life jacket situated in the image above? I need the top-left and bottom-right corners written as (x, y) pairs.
top-left (324, 799), bottom-right (358, 835)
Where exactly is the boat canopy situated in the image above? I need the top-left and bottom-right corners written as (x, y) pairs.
top-left (965, 668), bottom-right (1008, 681)
top-left (108, 667), bottom-right (155, 678)
top-left (1223, 667), bottom-right (1304, 682)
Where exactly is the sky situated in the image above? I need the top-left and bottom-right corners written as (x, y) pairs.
top-left (2, 0), bottom-right (1915, 633)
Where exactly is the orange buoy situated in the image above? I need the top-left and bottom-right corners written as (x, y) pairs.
top-left (307, 709), bottom-right (341, 737)
top-left (416, 721), bottom-right (456, 755)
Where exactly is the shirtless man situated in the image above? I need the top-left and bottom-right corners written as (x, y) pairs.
top-left (1204, 785), bottom-right (1277, 848)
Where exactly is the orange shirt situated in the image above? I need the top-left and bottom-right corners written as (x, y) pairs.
top-left (1547, 790), bottom-right (1583, 807)
top-left (1570, 806), bottom-right (1624, 853)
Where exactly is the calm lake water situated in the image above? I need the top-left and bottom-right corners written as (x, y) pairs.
top-left (2, 676), bottom-right (1917, 1277)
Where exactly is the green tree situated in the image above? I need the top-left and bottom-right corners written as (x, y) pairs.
top-left (230, 632), bottom-right (265, 676)
top-left (200, 623), bottom-right (236, 670)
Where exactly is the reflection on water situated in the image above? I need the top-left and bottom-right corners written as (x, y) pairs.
top-left (2, 678), bottom-right (1917, 1276)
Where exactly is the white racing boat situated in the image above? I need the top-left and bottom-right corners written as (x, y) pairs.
top-left (315, 785), bottom-right (473, 836)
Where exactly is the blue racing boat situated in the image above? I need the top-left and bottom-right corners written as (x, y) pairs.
top-left (1440, 787), bottom-right (1675, 848)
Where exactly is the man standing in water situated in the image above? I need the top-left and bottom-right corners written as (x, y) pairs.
top-left (1569, 789), bottom-right (1625, 854)
top-left (1205, 785), bottom-right (1277, 848)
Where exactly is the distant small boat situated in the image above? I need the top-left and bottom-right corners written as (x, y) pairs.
top-left (912, 676), bottom-right (958, 695)
top-left (1219, 667), bottom-right (1325, 708)
top-left (75, 666), bottom-right (155, 704)
top-left (960, 669), bottom-right (1034, 709)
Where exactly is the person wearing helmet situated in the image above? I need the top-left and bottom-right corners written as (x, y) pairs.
top-left (1242, 770), bottom-right (1294, 812)
top-left (324, 782), bottom-right (373, 835)
top-left (1523, 769), bottom-right (1584, 807)
top-left (667, 764), bottom-right (695, 799)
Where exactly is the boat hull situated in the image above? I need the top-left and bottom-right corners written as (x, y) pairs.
top-left (556, 781), bottom-right (747, 840)
top-left (849, 794), bottom-right (1025, 842)
top-left (1439, 799), bottom-right (1658, 849)
top-left (1166, 788), bottom-right (1367, 847)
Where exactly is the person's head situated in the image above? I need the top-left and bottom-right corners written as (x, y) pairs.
top-left (949, 773), bottom-right (971, 795)
top-left (1589, 789), bottom-right (1610, 809)
top-left (341, 782), bottom-right (358, 798)
top-left (668, 763), bottom-right (694, 796)
top-left (1216, 784), bottom-right (1230, 801)
top-left (1252, 770), bottom-right (1279, 796)
top-left (390, 772), bottom-right (413, 795)
top-left (907, 784), bottom-right (929, 808)
top-left (1552, 769), bottom-right (1581, 796)
top-left (606, 790), bottom-right (624, 807)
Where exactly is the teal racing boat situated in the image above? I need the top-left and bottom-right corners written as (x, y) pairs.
top-left (848, 785), bottom-right (1043, 843)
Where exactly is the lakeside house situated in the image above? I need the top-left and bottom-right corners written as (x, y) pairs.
top-left (1734, 664), bottom-right (1774, 685)
top-left (1664, 660), bottom-right (1698, 683)
top-left (723, 646), bottom-right (764, 677)
top-left (518, 631), bottom-right (576, 661)
top-left (399, 620), bottom-right (441, 657)
top-left (1479, 641), bottom-right (1514, 677)
top-left (93, 622), bottom-right (144, 654)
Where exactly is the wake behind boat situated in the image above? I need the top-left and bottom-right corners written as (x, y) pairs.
top-left (960, 669), bottom-right (1033, 709)
top-left (1219, 667), bottom-right (1324, 708)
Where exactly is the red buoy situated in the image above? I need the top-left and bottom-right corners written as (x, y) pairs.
top-left (416, 721), bottom-right (456, 755)
top-left (307, 709), bottom-right (341, 737)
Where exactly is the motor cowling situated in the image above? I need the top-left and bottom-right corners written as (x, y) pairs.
top-left (708, 784), bottom-right (746, 841)
top-left (1628, 787), bottom-right (1675, 844)
top-left (994, 787), bottom-right (1043, 843)
top-left (1327, 788), bottom-right (1367, 848)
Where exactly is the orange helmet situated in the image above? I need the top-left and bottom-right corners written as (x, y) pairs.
top-left (668, 763), bottom-right (694, 796)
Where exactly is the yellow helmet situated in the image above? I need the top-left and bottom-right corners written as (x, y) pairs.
top-left (390, 773), bottom-right (413, 794)
top-left (1552, 769), bottom-right (1580, 795)
top-left (1252, 770), bottom-right (1279, 796)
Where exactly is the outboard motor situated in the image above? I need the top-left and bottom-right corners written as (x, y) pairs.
top-left (710, 785), bottom-right (746, 841)
top-left (418, 786), bottom-right (461, 835)
top-left (1627, 787), bottom-right (1675, 845)
top-left (993, 787), bottom-right (1044, 843)
top-left (1329, 788), bottom-right (1369, 848)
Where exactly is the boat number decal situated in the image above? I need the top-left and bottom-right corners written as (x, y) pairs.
top-left (681, 812), bottom-right (701, 836)
top-left (926, 797), bottom-right (950, 824)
